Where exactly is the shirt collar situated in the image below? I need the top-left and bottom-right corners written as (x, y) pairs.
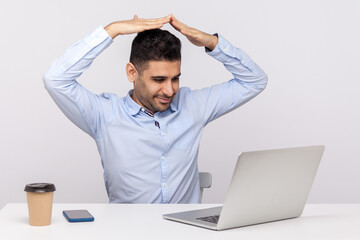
top-left (169, 93), bottom-right (178, 112)
top-left (125, 90), bottom-right (142, 116)
top-left (125, 90), bottom-right (178, 117)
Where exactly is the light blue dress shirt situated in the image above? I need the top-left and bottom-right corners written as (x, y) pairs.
top-left (43, 26), bottom-right (268, 203)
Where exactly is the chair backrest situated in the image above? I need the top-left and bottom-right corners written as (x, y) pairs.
top-left (199, 172), bottom-right (212, 202)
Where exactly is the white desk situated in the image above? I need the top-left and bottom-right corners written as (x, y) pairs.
top-left (0, 203), bottom-right (359, 240)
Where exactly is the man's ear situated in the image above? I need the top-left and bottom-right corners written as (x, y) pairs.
top-left (126, 62), bottom-right (138, 83)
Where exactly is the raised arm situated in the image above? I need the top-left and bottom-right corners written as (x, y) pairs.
top-left (43, 15), bottom-right (171, 138)
top-left (169, 15), bottom-right (268, 125)
top-left (105, 15), bottom-right (171, 39)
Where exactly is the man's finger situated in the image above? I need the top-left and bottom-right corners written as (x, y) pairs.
top-left (171, 20), bottom-right (193, 37)
top-left (140, 21), bottom-right (166, 31)
top-left (144, 15), bottom-right (171, 24)
top-left (156, 15), bottom-right (172, 21)
top-left (143, 19), bottom-right (169, 26)
top-left (143, 22), bottom-right (164, 28)
top-left (171, 15), bottom-right (189, 29)
top-left (169, 18), bottom-right (184, 33)
top-left (170, 15), bottom-right (195, 37)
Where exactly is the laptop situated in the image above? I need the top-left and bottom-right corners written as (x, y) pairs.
top-left (163, 145), bottom-right (325, 231)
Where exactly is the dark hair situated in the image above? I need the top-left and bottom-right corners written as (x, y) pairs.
top-left (130, 29), bottom-right (181, 73)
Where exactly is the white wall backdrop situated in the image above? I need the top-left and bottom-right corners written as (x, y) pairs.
top-left (0, 0), bottom-right (359, 209)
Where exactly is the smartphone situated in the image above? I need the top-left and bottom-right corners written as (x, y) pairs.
top-left (63, 209), bottom-right (94, 222)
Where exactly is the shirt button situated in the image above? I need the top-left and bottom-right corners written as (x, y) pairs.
top-left (161, 156), bottom-right (165, 160)
top-left (241, 60), bottom-right (245, 64)
top-left (162, 183), bottom-right (167, 187)
top-left (161, 132), bottom-right (166, 136)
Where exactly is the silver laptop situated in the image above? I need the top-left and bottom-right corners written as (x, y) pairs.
top-left (163, 145), bottom-right (325, 231)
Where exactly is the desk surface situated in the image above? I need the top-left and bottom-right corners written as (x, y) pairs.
top-left (0, 203), bottom-right (359, 240)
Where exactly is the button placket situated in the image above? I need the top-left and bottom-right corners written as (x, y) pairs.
top-left (154, 113), bottom-right (169, 203)
top-left (160, 154), bottom-right (169, 203)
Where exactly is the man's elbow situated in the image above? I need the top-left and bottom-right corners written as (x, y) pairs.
top-left (43, 73), bottom-right (51, 91)
top-left (43, 69), bottom-right (56, 92)
top-left (262, 73), bottom-right (268, 90)
top-left (257, 72), bottom-right (268, 93)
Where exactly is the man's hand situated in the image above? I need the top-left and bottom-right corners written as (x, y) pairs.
top-left (105, 15), bottom-right (171, 39)
top-left (170, 15), bottom-right (218, 51)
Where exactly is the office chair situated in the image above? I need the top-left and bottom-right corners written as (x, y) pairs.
top-left (199, 172), bottom-right (212, 203)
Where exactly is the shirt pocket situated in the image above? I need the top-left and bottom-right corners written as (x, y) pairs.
top-left (168, 118), bottom-right (196, 151)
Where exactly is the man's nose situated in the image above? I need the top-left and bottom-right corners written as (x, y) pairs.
top-left (162, 80), bottom-right (174, 97)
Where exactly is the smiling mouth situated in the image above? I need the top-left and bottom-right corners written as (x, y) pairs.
top-left (156, 96), bottom-right (172, 104)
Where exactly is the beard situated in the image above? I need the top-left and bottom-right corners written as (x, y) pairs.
top-left (132, 89), bottom-right (174, 113)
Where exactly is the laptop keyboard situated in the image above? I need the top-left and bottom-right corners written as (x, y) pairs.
top-left (196, 215), bottom-right (220, 224)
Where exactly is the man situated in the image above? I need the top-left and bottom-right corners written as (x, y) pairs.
top-left (44, 15), bottom-right (268, 203)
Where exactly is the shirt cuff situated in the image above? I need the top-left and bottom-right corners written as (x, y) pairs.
top-left (205, 33), bottom-right (219, 52)
top-left (83, 26), bottom-right (113, 49)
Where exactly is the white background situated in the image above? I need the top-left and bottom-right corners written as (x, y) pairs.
top-left (0, 0), bottom-right (359, 209)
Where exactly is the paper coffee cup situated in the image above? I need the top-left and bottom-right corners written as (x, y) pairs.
top-left (24, 183), bottom-right (56, 226)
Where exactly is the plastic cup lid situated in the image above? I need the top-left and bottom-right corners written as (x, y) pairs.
top-left (24, 183), bottom-right (56, 193)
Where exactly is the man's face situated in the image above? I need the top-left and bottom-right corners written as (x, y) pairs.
top-left (131, 60), bottom-right (181, 113)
